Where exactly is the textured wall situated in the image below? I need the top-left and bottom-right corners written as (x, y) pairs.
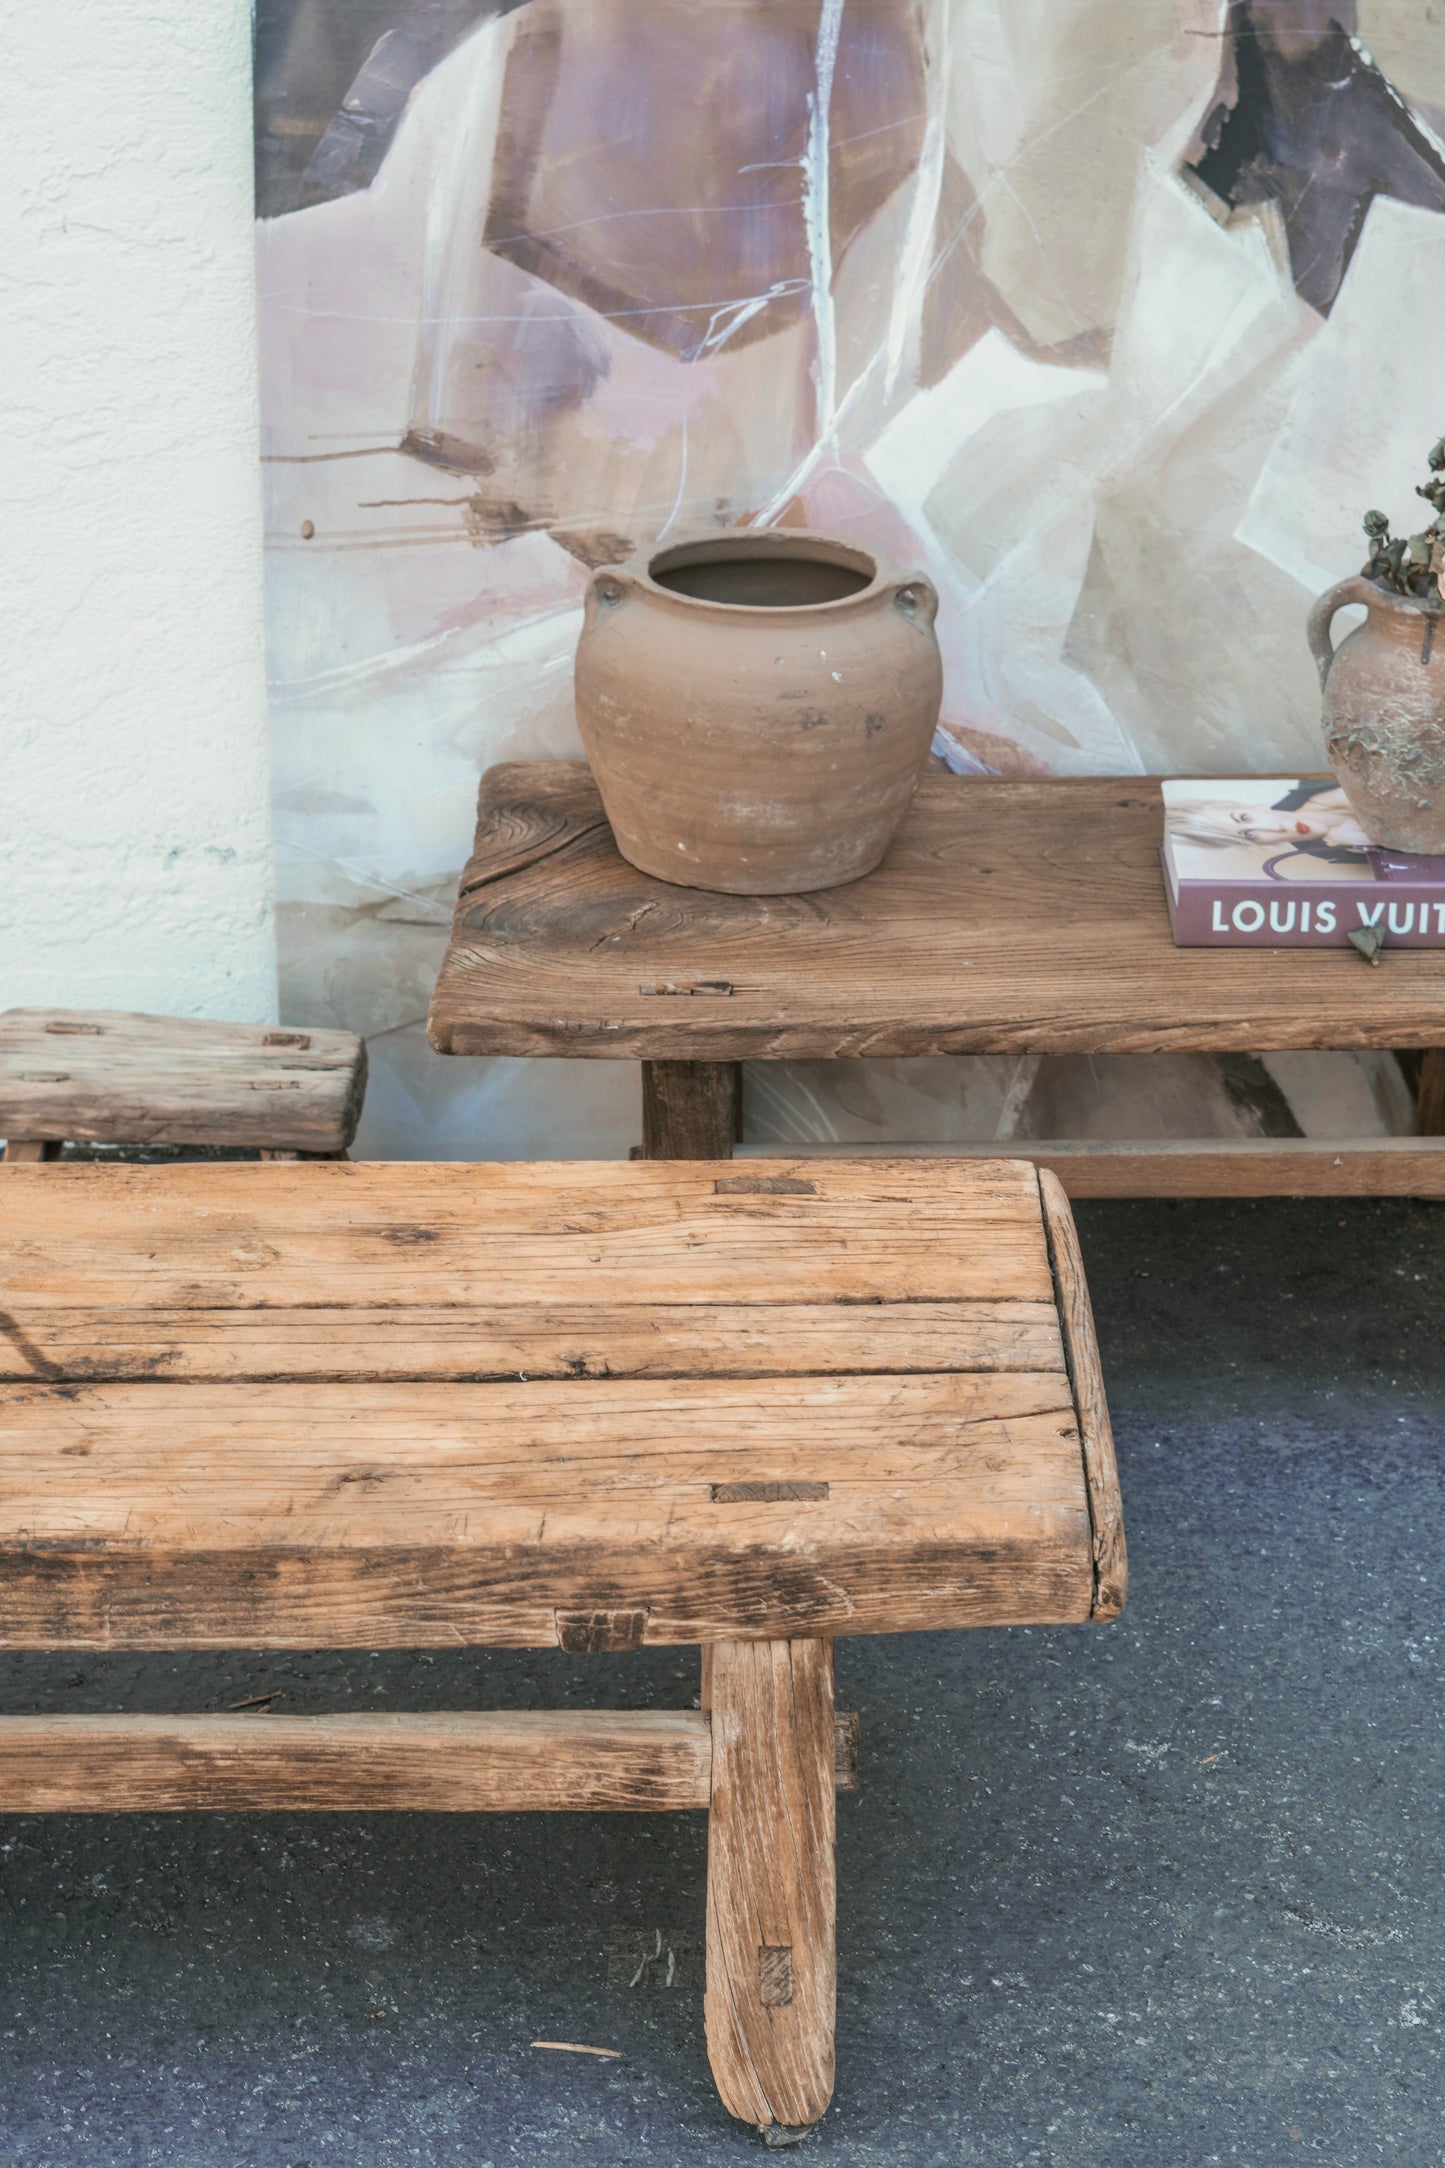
top-left (0, 0), bottom-right (276, 1023)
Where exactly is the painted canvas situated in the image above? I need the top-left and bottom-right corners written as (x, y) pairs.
top-left (254, 1), bottom-right (1445, 1157)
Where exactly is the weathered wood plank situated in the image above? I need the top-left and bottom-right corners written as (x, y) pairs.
top-left (0, 1710), bottom-right (860, 1811)
top-left (455, 761), bottom-right (611, 899)
top-left (1037, 1170), bottom-right (1127, 1620)
top-left (1050, 1142), bottom-right (1445, 1203)
top-left (705, 1639), bottom-right (836, 2132)
top-left (0, 1010), bottom-right (366, 1152)
top-left (427, 768), bottom-right (1445, 1061)
top-left (0, 1156), bottom-right (1106, 1647)
top-left (0, 1711), bottom-right (712, 1812)
top-left (738, 1135), bottom-right (1445, 1197)
top-left (0, 1300), bottom-right (1065, 1383)
top-left (0, 1367), bottom-right (1093, 1647)
top-left (0, 1372), bottom-right (1083, 1527)
top-left (0, 1159), bottom-right (1054, 1307)
top-left (0, 1539), bottom-right (1090, 1651)
top-left (0, 1370), bottom-right (1083, 1543)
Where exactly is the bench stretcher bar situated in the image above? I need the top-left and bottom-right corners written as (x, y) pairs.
top-left (0, 1709), bottom-right (861, 1814)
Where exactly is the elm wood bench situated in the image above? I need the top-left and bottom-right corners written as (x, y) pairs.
top-left (429, 762), bottom-right (1445, 1190)
top-left (0, 1008), bottom-right (366, 1162)
top-left (0, 1156), bottom-right (1124, 2140)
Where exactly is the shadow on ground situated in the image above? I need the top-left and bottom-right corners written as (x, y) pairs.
top-left (2, 1199), bottom-right (1442, 2164)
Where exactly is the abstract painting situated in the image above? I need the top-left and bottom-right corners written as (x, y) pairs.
top-left (255, 1), bottom-right (1445, 1156)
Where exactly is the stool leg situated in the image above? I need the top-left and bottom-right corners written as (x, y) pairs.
top-left (705, 1638), bottom-right (835, 2136)
top-left (1416, 1049), bottom-right (1445, 1135)
top-left (640, 1061), bottom-right (741, 1159)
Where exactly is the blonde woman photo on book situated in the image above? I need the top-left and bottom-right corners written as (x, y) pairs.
top-left (1166, 780), bottom-right (1373, 865)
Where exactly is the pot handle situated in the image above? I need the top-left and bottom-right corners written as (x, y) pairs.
top-left (584, 565), bottom-right (640, 630)
top-left (1307, 575), bottom-right (1375, 689)
top-left (892, 573), bottom-right (939, 626)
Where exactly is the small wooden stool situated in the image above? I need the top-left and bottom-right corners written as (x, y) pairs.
top-left (0, 1007), bottom-right (366, 1161)
top-left (0, 1157), bottom-right (1123, 2138)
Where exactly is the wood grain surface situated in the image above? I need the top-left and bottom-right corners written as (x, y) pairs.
top-left (0, 1159), bottom-right (1054, 1307)
top-left (0, 1711), bottom-right (714, 1812)
top-left (0, 1709), bottom-right (860, 1811)
top-left (736, 1135), bottom-right (1445, 1197)
top-left (0, 1376), bottom-right (1092, 1647)
top-left (1037, 1170), bottom-right (1127, 1620)
top-left (642, 1060), bottom-right (741, 1157)
top-left (427, 765), bottom-right (1445, 1059)
top-left (0, 1009), bottom-right (366, 1151)
top-left (705, 1639), bottom-right (836, 2131)
top-left (0, 1299), bottom-right (1064, 1384)
top-left (0, 1158), bottom-right (1111, 1651)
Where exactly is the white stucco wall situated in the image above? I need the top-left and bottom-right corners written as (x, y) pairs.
top-left (0, 0), bottom-right (275, 1022)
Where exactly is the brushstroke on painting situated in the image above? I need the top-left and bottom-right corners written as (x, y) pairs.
top-left (254, 0), bottom-right (1444, 1156)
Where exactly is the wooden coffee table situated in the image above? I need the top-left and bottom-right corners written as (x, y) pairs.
top-left (428, 763), bottom-right (1445, 1190)
top-left (0, 1154), bottom-right (1122, 2136)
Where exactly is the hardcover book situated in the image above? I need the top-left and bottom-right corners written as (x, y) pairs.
top-left (1161, 778), bottom-right (1445, 947)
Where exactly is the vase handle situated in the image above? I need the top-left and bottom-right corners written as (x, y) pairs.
top-left (1307, 575), bottom-right (1375, 689)
top-left (892, 573), bottom-right (939, 626)
top-left (584, 564), bottom-right (640, 630)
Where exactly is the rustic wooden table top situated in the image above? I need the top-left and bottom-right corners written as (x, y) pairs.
top-left (427, 763), bottom-right (1445, 1060)
top-left (0, 1157), bottom-right (1120, 1650)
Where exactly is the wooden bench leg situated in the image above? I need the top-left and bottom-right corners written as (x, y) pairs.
top-left (2, 1140), bottom-right (62, 1163)
top-left (641, 1061), bottom-right (741, 1159)
top-left (705, 1638), bottom-right (836, 2138)
top-left (1416, 1049), bottom-right (1445, 1135)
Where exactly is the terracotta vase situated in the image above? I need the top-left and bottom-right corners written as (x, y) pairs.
top-left (1308, 574), bottom-right (1445, 851)
top-left (574, 529), bottom-right (943, 894)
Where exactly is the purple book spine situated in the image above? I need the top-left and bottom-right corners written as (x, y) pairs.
top-left (1163, 862), bottom-right (1445, 947)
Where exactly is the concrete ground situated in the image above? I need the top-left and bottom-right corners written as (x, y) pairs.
top-left (1, 1197), bottom-right (1442, 2166)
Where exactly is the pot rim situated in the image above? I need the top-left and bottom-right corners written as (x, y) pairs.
top-left (619, 526), bottom-right (901, 616)
top-left (1359, 576), bottom-right (1445, 618)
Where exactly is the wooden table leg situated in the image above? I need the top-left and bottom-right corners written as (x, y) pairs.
top-left (641, 1060), bottom-right (742, 1159)
top-left (705, 1638), bottom-right (836, 2136)
top-left (1415, 1050), bottom-right (1445, 1135)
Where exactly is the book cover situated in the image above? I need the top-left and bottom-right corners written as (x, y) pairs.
top-left (1161, 779), bottom-right (1445, 947)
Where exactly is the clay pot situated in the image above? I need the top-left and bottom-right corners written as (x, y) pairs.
top-left (574, 529), bottom-right (943, 893)
top-left (1308, 574), bottom-right (1445, 852)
